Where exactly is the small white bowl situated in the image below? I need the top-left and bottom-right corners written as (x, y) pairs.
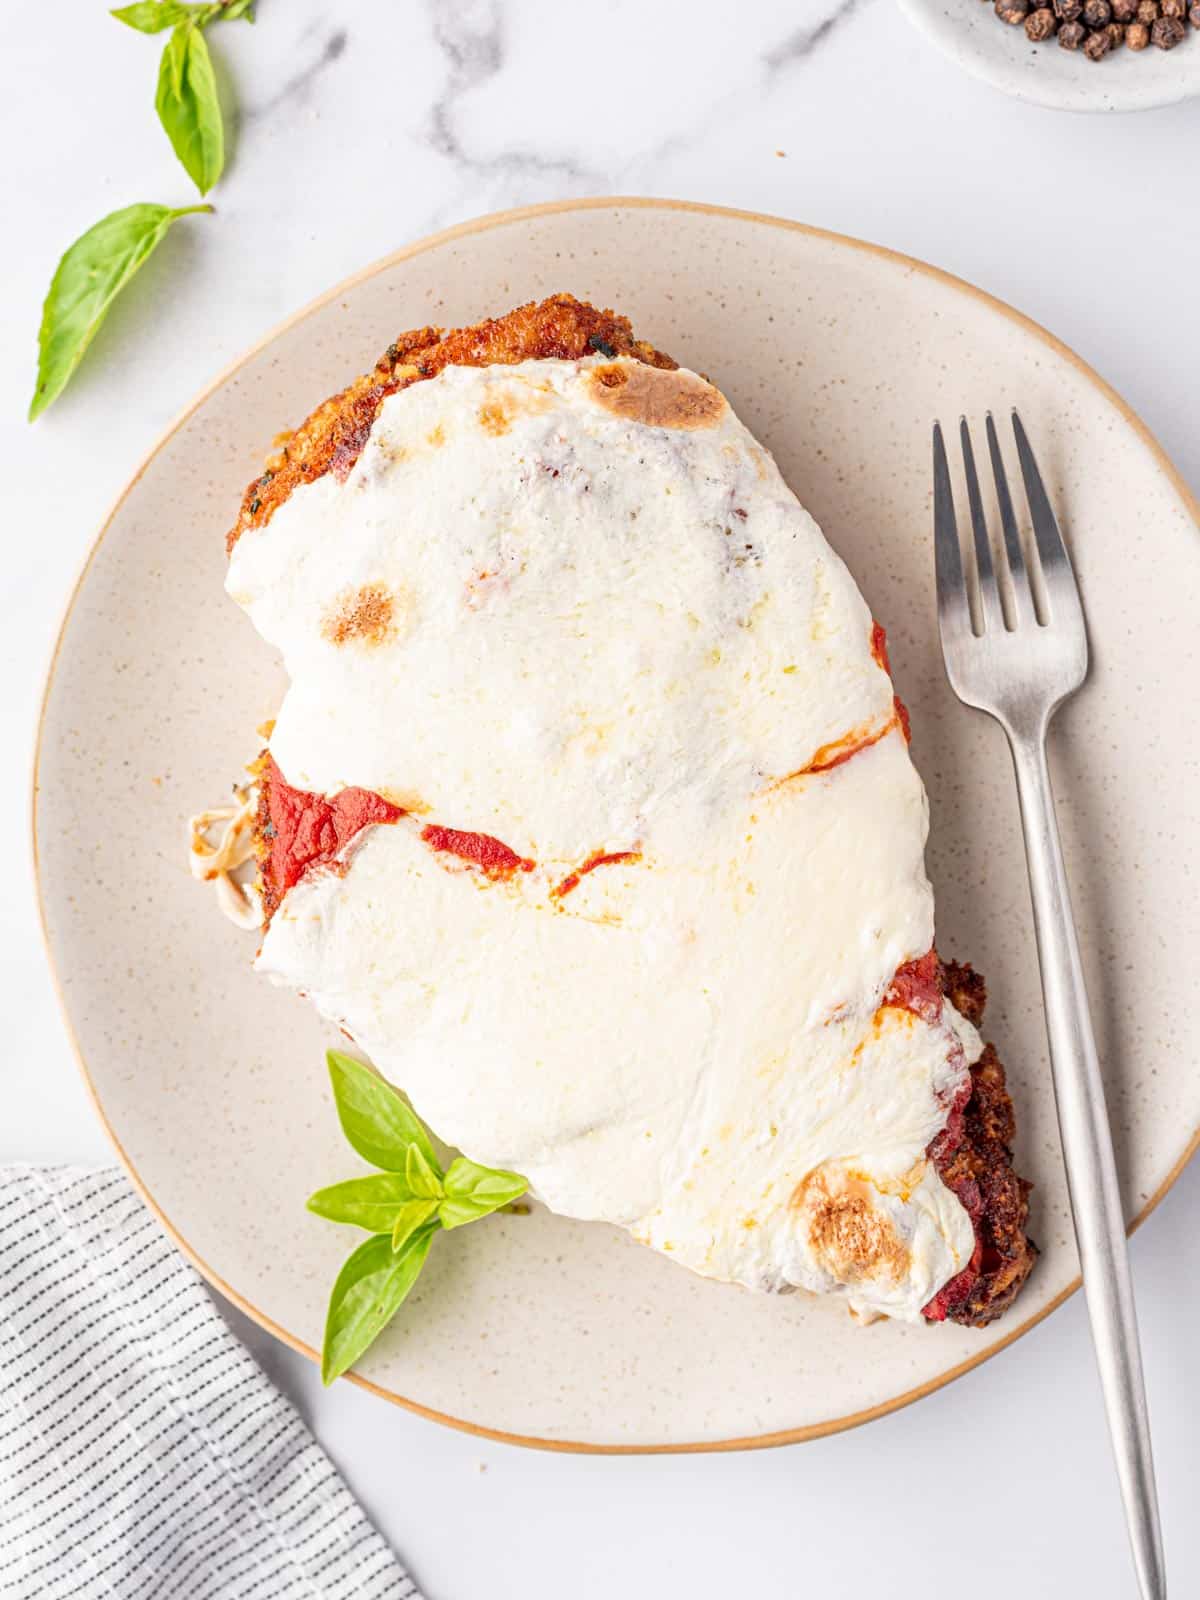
top-left (899, 0), bottom-right (1200, 110)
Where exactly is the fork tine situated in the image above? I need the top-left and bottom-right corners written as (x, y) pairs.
top-left (985, 412), bottom-right (1031, 626)
top-left (1011, 412), bottom-right (1082, 627)
top-left (959, 418), bottom-right (1006, 636)
top-left (933, 422), bottom-right (970, 641)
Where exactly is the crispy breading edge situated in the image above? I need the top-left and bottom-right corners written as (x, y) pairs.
top-left (940, 961), bottom-right (1039, 1327)
top-left (226, 292), bottom-right (677, 553)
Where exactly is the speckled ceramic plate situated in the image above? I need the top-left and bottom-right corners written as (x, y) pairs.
top-left (898, 0), bottom-right (1200, 113)
top-left (35, 199), bottom-right (1200, 1452)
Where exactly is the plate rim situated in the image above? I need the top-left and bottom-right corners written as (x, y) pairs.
top-left (32, 194), bottom-right (1200, 1454)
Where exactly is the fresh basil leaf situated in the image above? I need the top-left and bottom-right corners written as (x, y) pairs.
top-left (162, 20), bottom-right (186, 97)
top-left (438, 1157), bottom-right (528, 1230)
top-left (405, 1142), bottom-right (443, 1200)
top-left (390, 1198), bottom-right (439, 1253)
top-left (306, 1172), bottom-right (418, 1230)
top-left (29, 202), bottom-right (210, 422)
top-left (112, 1), bottom-right (191, 31)
top-left (114, 0), bottom-right (254, 33)
top-left (321, 1225), bottom-right (437, 1384)
top-left (113, 0), bottom-right (252, 33)
top-left (326, 1051), bottom-right (439, 1173)
top-left (156, 22), bottom-right (224, 194)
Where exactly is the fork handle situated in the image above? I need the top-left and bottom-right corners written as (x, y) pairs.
top-left (1008, 726), bottom-right (1166, 1600)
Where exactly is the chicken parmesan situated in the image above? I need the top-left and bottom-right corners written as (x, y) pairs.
top-left (215, 294), bottom-right (1035, 1327)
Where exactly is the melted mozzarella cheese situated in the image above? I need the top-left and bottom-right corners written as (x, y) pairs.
top-left (228, 357), bottom-right (979, 1321)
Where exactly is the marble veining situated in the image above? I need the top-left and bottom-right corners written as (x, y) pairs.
top-left (242, 25), bottom-right (349, 123)
top-left (426, 0), bottom-right (604, 189)
top-left (416, 0), bottom-right (876, 220)
top-left (763, 0), bottom-right (864, 75)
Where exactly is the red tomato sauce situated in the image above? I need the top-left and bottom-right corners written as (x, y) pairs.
top-left (263, 758), bottom-right (404, 898)
top-left (878, 947), bottom-right (987, 1322)
top-left (922, 1237), bottom-right (984, 1323)
top-left (869, 619), bottom-right (891, 674)
top-left (551, 849), bottom-right (641, 901)
top-left (883, 948), bottom-right (944, 1024)
top-left (870, 622), bottom-right (911, 745)
top-left (420, 825), bottom-right (534, 878)
top-left (800, 716), bottom-right (897, 777)
top-left (770, 622), bottom-right (912, 788)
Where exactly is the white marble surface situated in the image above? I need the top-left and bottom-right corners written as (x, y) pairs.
top-left (4, 2), bottom-right (1199, 1595)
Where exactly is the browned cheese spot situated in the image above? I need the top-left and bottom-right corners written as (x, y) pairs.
top-left (586, 363), bottom-right (726, 430)
top-left (791, 1170), bottom-right (909, 1285)
top-left (478, 400), bottom-right (512, 436)
top-left (321, 582), bottom-right (396, 648)
top-left (478, 386), bottom-right (552, 438)
top-left (374, 787), bottom-right (430, 815)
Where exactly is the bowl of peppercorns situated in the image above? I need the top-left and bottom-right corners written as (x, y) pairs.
top-left (898, 0), bottom-right (1200, 108)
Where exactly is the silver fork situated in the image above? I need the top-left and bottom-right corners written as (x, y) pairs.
top-left (933, 413), bottom-right (1166, 1600)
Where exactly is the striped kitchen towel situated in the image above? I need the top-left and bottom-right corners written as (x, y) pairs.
top-left (0, 1166), bottom-right (421, 1600)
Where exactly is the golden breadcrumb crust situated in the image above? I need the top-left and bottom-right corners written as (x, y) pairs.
top-left (940, 961), bottom-right (1039, 1326)
top-left (226, 293), bottom-right (676, 552)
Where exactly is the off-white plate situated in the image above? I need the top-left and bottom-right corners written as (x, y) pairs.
top-left (36, 198), bottom-right (1200, 1453)
top-left (899, 0), bottom-right (1200, 112)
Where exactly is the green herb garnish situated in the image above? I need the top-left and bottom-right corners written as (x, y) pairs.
top-left (28, 203), bottom-right (211, 421)
top-left (28, 1), bottom-right (257, 421)
top-left (154, 21), bottom-right (224, 195)
top-left (309, 1050), bottom-right (528, 1384)
top-left (113, 0), bottom-right (255, 194)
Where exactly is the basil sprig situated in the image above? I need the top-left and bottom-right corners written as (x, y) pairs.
top-left (309, 1051), bottom-right (528, 1384)
top-left (28, 1), bottom-right (255, 420)
top-left (111, 1), bottom-right (254, 31)
top-left (29, 203), bottom-right (211, 422)
top-left (112, 0), bottom-right (254, 194)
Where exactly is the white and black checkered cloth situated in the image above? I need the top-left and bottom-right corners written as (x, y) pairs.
top-left (0, 1166), bottom-right (421, 1600)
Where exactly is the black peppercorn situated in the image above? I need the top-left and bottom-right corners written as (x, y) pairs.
top-left (988, 0), bottom-right (1193, 63)
top-left (1151, 10), bottom-right (1187, 35)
